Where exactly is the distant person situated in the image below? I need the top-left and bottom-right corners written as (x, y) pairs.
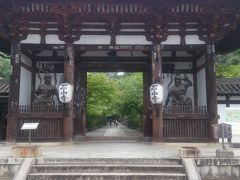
top-left (109, 118), bottom-right (112, 127)
top-left (114, 120), bottom-right (118, 127)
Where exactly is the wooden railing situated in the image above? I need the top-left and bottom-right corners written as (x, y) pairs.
top-left (17, 118), bottom-right (63, 140)
top-left (171, 3), bottom-right (203, 15)
top-left (15, 105), bottom-right (210, 141)
top-left (16, 105), bottom-right (64, 140)
top-left (163, 105), bottom-right (207, 114)
top-left (18, 105), bottom-right (63, 113)
top-left (20, 3), bottom-right (147, 15)
top-left (163, 106), bottom-right (209, 141)
top-left (78, 3), bottom-right (147, 15)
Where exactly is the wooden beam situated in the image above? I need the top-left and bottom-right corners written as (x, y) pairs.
top-left (20, 62), bottom-right (32, 72)
top-left (21, 44), bottom-right (207, 53)
top-left (78, 63), bottom-right (148, 72)
top-left (21, 44), bottom-right (152, 52)
top-left (33, 55), bottom-right (195, 64)
top-left (162, 45), bottom-right (206, 51)
top-left (196, 63), bottom-right (205, 73)
top-left (217, 100), bottom-right (240, 105)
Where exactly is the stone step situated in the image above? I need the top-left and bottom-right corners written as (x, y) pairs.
top-left (0, 177), bottom-right (12, 180)
top-left (31, 164), bottom-right (184, 173)
top-left (36, 158), bottom-right (182, 165)
top-left (27, 172), bottom-right (187, 180)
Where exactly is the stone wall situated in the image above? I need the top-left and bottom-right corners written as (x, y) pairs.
top-left (0, 158), bottom-right (22, 180)
top-left (196, 158), bottom-right (240, 180)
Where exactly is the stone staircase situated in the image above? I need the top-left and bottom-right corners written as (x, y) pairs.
top-left (0, 158), bottom-right (22, 180)
top-left (27, 158), bottom-right (188, 180)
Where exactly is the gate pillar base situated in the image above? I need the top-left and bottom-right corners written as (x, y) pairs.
top-left (74, 135), bottom-right (86, 143)
top-left (216, 149), bottom-right (234, 158)
top-left (142, 137), bottom-right (152, 142)
top-left (11, 145), bottom-right (41, 158)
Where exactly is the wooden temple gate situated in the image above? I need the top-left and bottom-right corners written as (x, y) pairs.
top-left (0, 0), bottom-right (239, 142)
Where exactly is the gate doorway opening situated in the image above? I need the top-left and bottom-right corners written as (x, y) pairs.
top-left (85, 72), bottom-right (143, 141)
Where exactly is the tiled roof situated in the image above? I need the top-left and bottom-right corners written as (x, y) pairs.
top-left (216, 78), bottom-right (240, 96)
top-left (0, 79), bottom-right (10, 94)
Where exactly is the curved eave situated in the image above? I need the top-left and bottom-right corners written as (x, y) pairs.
top-left (216, 78), bottom-right (240, 97)
top-left (216, 26), bottom-right (240, 54)
top-left (217, 93), bottom-right (240, 96)
top-left (0, 37), bottom-right (11, 54)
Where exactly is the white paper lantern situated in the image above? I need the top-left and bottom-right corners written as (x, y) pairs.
top-left (150, 84), bottom-right (163, 104)
top-left (59, 83), bottom-right (73, 103)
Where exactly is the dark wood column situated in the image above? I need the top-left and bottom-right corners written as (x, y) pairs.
top-left (6, 42), bottom-right (21, 142)
top-left (151, 44), bottom-right (164, 142)
top-left (205, 44), bottom-right (218, 141)
top-left (63, 42), bottom-right (75, 141)
top-left (226, 95), bottom-right (230, 108)
top-left (31, 60), bottom-right (36, 103)
top-left (143, 70), bottom-right (152, 141)
top-left (193, 59), bottom-right (198, 108)
top-left (75, 70), bottom-right (87, 137)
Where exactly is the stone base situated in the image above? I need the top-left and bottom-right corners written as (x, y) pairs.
top-left (142, 137), bottom-right (152, 142)
top-left (231, 143), bottom-right (240, 148)
top-left (178, 147), bottom-right (200, 158)
top-left (75, 135), bottom-right (86, 143)
top-left (216, 149), bottom-right (234, 158)
top-left (11, 146), bottom-right (41, 158)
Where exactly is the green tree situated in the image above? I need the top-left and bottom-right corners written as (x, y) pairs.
top-left (114, 73), bottom-right (143, 130)
top-left (216, 49), bottom-right (240, 66)
top-left (216, 64), bottom-right (240, 78)
top-left (86, 72), bottom-right (143, 131)
top-left (0, 52), bottom-right (11, 78)
top-left (87, 73), bottom-right (117, 130)
top-left (216, 49), bottom-right (240, 78)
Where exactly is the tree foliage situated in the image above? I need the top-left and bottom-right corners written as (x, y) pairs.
top-left (0, 52), bottom-right (11, 78)
top-left (87, 73), bottom-right (117, 130)
top-left (113, 73), bottom-right (143, 130)
top-left (216, 49), bottom-right (240, 78)
top-left (216, 64), bottom-right (240, 78)
top-left (216, 49), bottom-right (240, 66)
top-left (87, 72), bottom-right (143, 131)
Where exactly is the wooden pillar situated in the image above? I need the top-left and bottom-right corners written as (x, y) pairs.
top-left (63, 42), bottom-right (75, 141)
top-left (75, 70), bottom-right (87, 137)
top-left (151, 44), bottom-right (164, 142)
top-left (143, 70), bottom-right (152, 140)
top-left (193, 59), bottom-right (198, 108)
top-left (205, 44), bottom-right (218, 141)
top-left (31, 60), bottom-right (36, 103)
top-left (6, 42), bottom-right (21, 142)
top-left (226, 95), bottom-right (230, 108)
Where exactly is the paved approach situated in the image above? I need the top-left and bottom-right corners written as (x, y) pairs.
top-left (1, 124), bottom-right (240, 159)
top-left (86, 123), bottom-right (142, 137)
top-left (1, 142), bottom-right (240, 159)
